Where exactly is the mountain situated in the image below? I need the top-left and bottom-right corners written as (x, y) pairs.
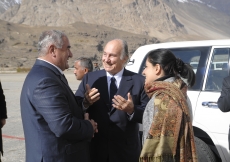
top-left (174, 0), bottom-right (230, 18)
top-left (0, 0), bottom-right (20, 14)
top-left (0, 19), bottom-right (159, 69)
top-left (1, 0), bottom-right (230, 41)
top-left (0, 0), bottom-right (230, 69)
top-left (183, 0), bottom-right (230, 16)
top-left (0, 0), bottom-right (186, 39)
top-left (162, 0), bottom-right (230, 41)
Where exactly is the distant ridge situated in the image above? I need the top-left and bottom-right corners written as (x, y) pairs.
top-left (1, 0), bottom-right (230, 40)
top-left (0, 0), bottom-right (186, 39)
top-left (0, 19), bottom-right (159, 68)
top-left (0, 0), bottom-right (19, 14)
top-left (0, 0), bottom-right (230, 69)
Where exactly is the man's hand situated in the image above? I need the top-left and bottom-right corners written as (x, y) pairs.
top-left (1, 119), bottom-right (6, 128)
top-left (112, 93), bottom-right (134, 114)
top-left (83, 84), bottom-right (100, 108)
top-left (84, 113), bottom-right (98, 137)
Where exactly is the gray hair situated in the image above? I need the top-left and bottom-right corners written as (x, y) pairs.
top-left (113, 39), bottom-right (129, 60)
top-left (38, 30), bottom-right (66, 57)
top-left (75, 57), bottom-right (93, 72)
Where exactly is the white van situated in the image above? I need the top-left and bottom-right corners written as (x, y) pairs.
top-left (126, 39), bottom-right (230, 162)
top-left (190, 62), bottom-right (199, 73)
top-left (211, 62), bottom-right (228, 70)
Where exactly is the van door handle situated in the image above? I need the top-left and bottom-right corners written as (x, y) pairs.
top-left (127, 59), bottom-right (135, 65)
top-left (202, 102), bottom-right (218, 109)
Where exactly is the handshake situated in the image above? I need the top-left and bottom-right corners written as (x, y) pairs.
top-left (84, 113), bottom-right (98, 137)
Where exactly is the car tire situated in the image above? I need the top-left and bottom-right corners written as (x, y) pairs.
top-left (195, 137), bottom-right (217, 162)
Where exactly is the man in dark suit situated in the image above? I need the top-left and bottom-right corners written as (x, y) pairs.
top-left (74, 57), bottom-right (93, 80)
top-left (0, 81), bottom-right (7, 162)
top-left (20, 30), bottom-right (98, 162)
top-left (218, 75), bottom-right (230, 150)
top-left (75, 39), bottom-right (149, 162)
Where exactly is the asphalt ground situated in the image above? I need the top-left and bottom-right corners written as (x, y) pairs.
top-left (0, 70), bottom-right (80, 162)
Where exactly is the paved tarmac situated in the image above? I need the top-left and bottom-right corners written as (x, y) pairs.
top-left (0, 70), bottom-right (80, 162)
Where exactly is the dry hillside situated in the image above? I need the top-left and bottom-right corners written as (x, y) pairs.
top-left (0, 0), bottom-right (186, 39)
top-left (0, 0), bottom-right (230, 69)
top-left (164, 0), bottom-right (230, 41)
top-left (0, 19), bottom-right (159, 69)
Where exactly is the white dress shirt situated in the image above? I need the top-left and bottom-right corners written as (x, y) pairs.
top-left (107, 68), bottom-right (134, 119)
top-left (106, 68), bottom-right (124, 98)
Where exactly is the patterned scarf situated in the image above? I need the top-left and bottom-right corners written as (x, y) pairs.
top-left (140, 78), bottom-right (197, 162)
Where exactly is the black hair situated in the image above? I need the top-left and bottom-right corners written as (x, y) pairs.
top-left (146, 49), bottom-right (195, 87)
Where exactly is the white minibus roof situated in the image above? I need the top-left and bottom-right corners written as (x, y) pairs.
top-left (134, 39), bottom-right (230, 56)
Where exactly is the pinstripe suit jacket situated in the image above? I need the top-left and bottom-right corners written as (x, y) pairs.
top-left (20, 59), bottom-right (93, 162)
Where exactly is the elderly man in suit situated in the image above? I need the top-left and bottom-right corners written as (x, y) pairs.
top-left (0, 81), bottom-right (7, 162)
top-left (20, 30), bottom-right (98, 162)
top-left (75, 39), bottom-right (149, 162)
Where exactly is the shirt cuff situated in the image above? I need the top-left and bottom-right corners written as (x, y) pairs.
top-left (82, 98), bottom-right (89, 111)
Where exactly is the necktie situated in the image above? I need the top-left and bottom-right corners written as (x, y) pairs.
top-left (109, 77), bottom-right (117, 111)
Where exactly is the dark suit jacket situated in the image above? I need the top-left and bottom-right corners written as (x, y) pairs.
top-left (0, 81), bottom-right (7, 155)
top-left (75, 69), bottom-right (149, 162)
top-left (20, 59), bottom-right (94, 162)
top-left (218, 75), bottom-right (230, 149)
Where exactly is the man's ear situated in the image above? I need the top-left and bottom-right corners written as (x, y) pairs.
top-left (48, 45), bottom-right (56, 57)
top-left (123, 56), bottom-right (129, 65)
top-left (84, 68), bottom-right (89, 74)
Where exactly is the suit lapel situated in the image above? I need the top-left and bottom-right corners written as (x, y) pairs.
top-left (60, 74), bottom-right (69, 87)
top-left (91, 70), bottom-right (110, 111)
top-left (99, 75), bottom-right (110, 108)
top-left (117, 76), bottom-right (133, 98)
top-left (35, 59), bottom-right (74, 97)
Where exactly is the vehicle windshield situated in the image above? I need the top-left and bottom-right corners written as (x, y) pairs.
top-left (139, 47), bottom-right (211, 90)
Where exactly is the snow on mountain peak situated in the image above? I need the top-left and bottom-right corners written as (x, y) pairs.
top-left (177, 0), bottom-right (188, 3)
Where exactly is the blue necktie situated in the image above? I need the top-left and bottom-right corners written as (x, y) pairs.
top-left (109, 77), bottom-right (117, 111)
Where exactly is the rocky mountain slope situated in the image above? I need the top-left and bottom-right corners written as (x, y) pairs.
top-left (0, 19), bottom-right (159, 69)
top-left (0, 0), bottom-right (230, 69)
top-left (0, 0), bottom-right (186, 39)
top-left (190, 0), bottom-right (230, 16)
top-left (0, 0), bottom-right (20, 14)
top-left (163, 0), bottom-right (230, 41)
top-left (1, 0), bottom-right (230, 41)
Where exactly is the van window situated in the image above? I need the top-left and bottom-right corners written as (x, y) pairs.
top-left (190, 62), bottom-right (198, 69)
top-left (205, 48), bottom-right (230, 91)
top-left (139, 47), bottom-right (210, 90)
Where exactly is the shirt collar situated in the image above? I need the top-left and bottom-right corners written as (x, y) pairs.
top-left (38, 58), bottom-right (64, 75)
top-left (106, 68), bottom-right (124, 87)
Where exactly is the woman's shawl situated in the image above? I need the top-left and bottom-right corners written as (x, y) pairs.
top-left (140, 78), bottom-right (197, 162)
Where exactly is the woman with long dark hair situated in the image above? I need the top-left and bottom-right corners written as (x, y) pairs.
top-left (140, 49), bottom-right (197, 162)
